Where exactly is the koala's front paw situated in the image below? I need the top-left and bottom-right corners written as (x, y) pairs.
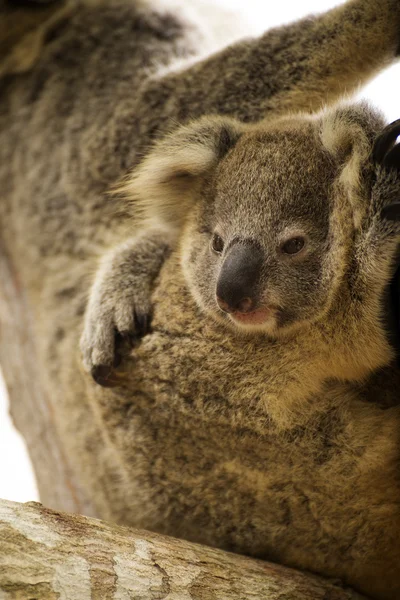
top-left (80, 273), bottom-right (152, 388)
top-left (80, 234), bottom-right (170, 387)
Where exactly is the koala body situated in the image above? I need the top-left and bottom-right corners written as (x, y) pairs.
top-left (2, 0), bottom-right (400, 598)
top-left (84, 106), bottom-right (400, 425)
top-left (80, 106), bottom-right (400, 600)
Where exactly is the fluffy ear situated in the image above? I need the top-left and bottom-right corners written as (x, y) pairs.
top-left (117, 116), bottom-right (244, 233)
top-left (319, 102), bottom-right (386, 228)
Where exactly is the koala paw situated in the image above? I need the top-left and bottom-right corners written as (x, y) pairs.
top-left (80, 233), bottom-right (170, 386)
top-left (80, 278), bottom-right (152, 388)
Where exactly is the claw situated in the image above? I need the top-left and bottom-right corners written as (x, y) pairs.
top-left (113, 351), bottom-right (122, 368)
top-left (134, 312), bottom-right (151, 337)
top-left (373, 119), bottom-right (400, 167)
top-left (91, 364), bottom-right (120, 388)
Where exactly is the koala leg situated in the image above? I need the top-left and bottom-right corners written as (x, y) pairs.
top-left (80, 230), bottom-right (170, 387)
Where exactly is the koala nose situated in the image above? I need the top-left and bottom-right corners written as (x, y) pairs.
top-left (217, 295), bottom-right (254, 314)
top-left (216, 240), bottom-right (263, 314)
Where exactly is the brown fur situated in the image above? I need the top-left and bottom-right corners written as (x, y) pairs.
top-left (97, 106), bottom-right (398, 424)
top-left (2, 1), bottom-right (400, 598)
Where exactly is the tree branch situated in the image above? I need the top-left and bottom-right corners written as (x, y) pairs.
top-left (0, 498), bottom-right (368, 599)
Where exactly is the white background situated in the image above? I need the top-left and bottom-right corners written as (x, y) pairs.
top-left (1, 0), bottom-right (400, 504)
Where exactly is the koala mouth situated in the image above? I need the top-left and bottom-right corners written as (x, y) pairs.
top-left (229, 307), bottom-right (275, 326)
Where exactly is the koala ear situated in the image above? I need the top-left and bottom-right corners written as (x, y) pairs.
top-left (372, 118), bottom-right (400, 170)
top-left (320, 103), bottom-right (385, 169)
top-left (117, 116), bottom-right (244, 233)
top-left (319, 103), bottom-right (386, 228)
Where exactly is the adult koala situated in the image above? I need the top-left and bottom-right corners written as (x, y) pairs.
top-left (1, 0), bottom-right (400, 598)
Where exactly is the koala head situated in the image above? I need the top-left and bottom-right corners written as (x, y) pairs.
top-left (123, 104), bottom-right (386, 337)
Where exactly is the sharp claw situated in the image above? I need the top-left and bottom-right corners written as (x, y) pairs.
top-left (134, 312), bottom-right (151, 337)
top-left (115, 330), bottom-right (137, 354)
top-left (113, 352), bottom-right (122, 368)
top-left (91, 364), bottom-right (120, 388)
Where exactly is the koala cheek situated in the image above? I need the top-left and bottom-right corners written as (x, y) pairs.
top-left (180, 230), bottom-right (204, 283)
top-left (196, 260), bottom-right (219, 308)
top-left (180, 245), bottom-right (215, 312)
top-left (186, 246), bottom-right (198, 268)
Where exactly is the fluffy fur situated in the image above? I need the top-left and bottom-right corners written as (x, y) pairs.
top-left (2, 0), bottom-right (400, 598)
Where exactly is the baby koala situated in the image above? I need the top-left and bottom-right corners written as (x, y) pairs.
top-left (81, 103), bottom-right (400, 394)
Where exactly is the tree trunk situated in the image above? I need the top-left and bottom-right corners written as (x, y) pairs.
top-left (0, 242), bottom-right (96, 517)
top-left (0, 498), bottom-right (368, 599)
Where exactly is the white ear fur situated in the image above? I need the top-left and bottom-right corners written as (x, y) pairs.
top-left (320, 102), bottom-right (385, 228)
top-left (115, 116), bottom-right (244, 236)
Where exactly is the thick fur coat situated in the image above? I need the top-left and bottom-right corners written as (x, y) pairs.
top-left (1, 1), bottom-right (400, 598)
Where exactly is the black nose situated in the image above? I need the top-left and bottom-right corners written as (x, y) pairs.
top-left (216, 240), bottom-right (263, 314)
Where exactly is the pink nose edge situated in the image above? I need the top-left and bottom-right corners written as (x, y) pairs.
top-left (217, 296), bottom-right (254, 314)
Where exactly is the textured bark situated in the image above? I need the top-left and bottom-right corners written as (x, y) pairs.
top-left (0, 243), bottom-right (96, 517)
top-left (0, 498), bottom-right (368, 600)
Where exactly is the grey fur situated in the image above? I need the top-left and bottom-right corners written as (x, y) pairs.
top-left (2, 1), bottom-right (400, 598)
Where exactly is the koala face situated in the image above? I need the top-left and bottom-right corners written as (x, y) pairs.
top-left (125, 104), bottom-right (384, 338)
top-left (180, 128), bottom-right (338, 336)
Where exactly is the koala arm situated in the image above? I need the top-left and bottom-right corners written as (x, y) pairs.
top-left (141, 0), bottom-right (400, 123)
top-left (80, 230), bottom-right (170, 386)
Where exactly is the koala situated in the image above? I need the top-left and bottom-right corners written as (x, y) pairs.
top-left (78, 103), bottom-right (400, 599)
top-left (3, 0), bottom-right (400, 598)
top-left (82, 106), bottom-right (400, 410)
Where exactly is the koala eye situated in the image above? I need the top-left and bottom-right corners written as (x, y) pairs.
top-left (280, 236), bottom-right (306, 255)
top-left (211, 233), bottom-right (224, 254)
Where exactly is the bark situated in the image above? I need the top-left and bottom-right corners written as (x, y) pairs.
top-left (0, 243), bottom-right (96, 517)
top-left (0, 498), bottom-right (368, 600)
